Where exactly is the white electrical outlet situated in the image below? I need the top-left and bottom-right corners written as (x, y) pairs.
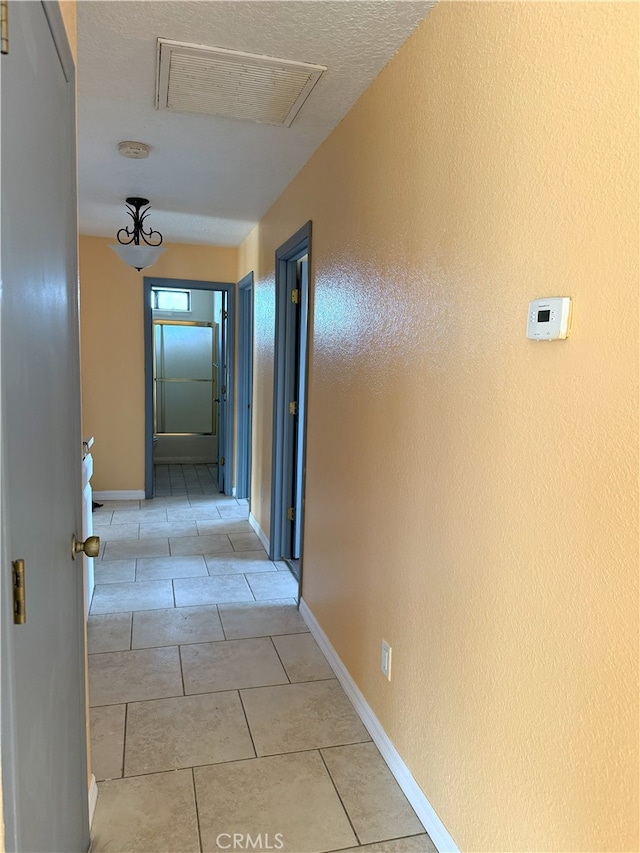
top-left (381, 640), bottom-right (392, 681)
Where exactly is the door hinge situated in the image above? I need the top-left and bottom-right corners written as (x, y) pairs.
top-left (289, 401), bottom-right (298, 416)
top-left (12, 559), bottom-right (26, 625)
top-left (287, 507), bottom-right (295, 522)
top-left (1, 1), bottom-right (8, 55)
top-left (291, 289), bottom-right (300, 305)
top-left (222, 310), bottom-right (228, 320)
top-left (219, 456), bottom-right (225, 466)
top-left (221, 385), bottom-right (227, 394)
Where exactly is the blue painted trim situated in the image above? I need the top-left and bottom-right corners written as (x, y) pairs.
top-left (236, 272), bottom-right (254, 500)
top-left (270, 221), bottom-right (312, 562)
top-left (143, 278), bottom-right (154, 498)
top-left (143, 277), bottom-right (236, 498)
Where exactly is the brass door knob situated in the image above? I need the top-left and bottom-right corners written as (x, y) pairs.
top-left (71, 534), bottom-right (100, 560)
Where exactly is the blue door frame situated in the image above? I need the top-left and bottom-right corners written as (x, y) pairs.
top-left (143, 277), bottom-right (236, 499)
top-left (270, 222), bottom-right (312, 563)
top-left (236, 272), bottom-right (254, 501)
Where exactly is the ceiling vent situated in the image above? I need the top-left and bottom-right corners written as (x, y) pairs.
top-left (156, 39), bottom-right (327, 128)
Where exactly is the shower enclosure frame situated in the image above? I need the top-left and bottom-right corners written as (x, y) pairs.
top-left (143, 276), bottom-right (236, 499)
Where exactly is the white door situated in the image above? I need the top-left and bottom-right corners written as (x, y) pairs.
top-left (0, 3), bottom-right (89, 851)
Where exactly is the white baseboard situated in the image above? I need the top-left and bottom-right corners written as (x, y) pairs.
top-left (93, 490), bottom-right (145, 501)
top-left (88, 774), bottom-right (98, 827)
top-left (249, 512), bottom-right (269, 553)
top-left (298, 598), bottom-right (459, 853)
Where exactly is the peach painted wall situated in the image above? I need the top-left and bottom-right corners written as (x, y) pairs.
top-left (59, 0), bottom-right (77, 62)
top-left (79, 236), bottom-right (238, 491)
top-left (239, 3), bottom-right (638, 851)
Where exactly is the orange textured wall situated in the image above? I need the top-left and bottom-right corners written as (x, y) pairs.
top-left (79, 236), bottom-right (238, 491)
top-left (239, 3), bottom-right (638, 850)
top-left (59, 0), bottom-right (77, 62)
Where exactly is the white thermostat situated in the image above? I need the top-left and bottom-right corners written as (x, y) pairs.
top-left (527, 297), bottom-right (572, 340)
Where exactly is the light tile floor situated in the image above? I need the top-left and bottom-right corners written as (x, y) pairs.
top-left (88, 467), bottom-right (435, 853)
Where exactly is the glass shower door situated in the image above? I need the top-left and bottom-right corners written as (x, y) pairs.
top-left (154, 322), bottom-right (216, 436)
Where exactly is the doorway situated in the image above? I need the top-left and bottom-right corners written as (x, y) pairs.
top-left (270, 223), bottom-right (312, 581)
top-left (236, 272), bottom-right (254, 501)
top-left (143, 278), bottom-right (235, 499)
top-left (153, 319), bottom-right (219, 466)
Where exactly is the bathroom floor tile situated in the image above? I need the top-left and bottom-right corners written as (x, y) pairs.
top-left (187, 495), bottom-right (236, 506)
top-left (140, 496), bottom-right (189, 508)
top-left (173, 575), bottom-right (254, 607)
top-left (90, 580), bottom-right (174, 614)
top-left (229, 532), bottom-right (264, 551)
top-left (166, 507), bottom-right (223, 522)
top-left (321, 742), bottom-right (425, 844)
top-left (272, 633), bottom-right (334, 683)
top-left (336, 835), bottom-right (437, 852)
top-left (90, 704), bottom-right (126, 781)
top-left (111, 508), bottom-right (168, 524)
top-left (205, 553), bottom-right (275, 575)
top-left (136, 554), bottom-right (208, 581)
top-left (93, 523), bottom-right (140, 542)
top-left (93, 559), bottom-right (136, 585)
top-left (94, 500), bottom-right (139, 512)
top-left (91, 770), bottom-right (199, 853)
top-left (139, 520), bottom-right (198, 539)
top-left (196, 519), bottom-right (253, 536)
top-left (241, 680), bottom-right (370, 756)
top-left (88, 612), bottom-right (132, 654)
top-left (169, 533), bottom-right (234, 557)
top-left (246, 571), bottom-right (299, 600)
top-left (181, 638), bottom-right (288, 694)
top-left (194, 751), bottom-right (357, 853)
top-left (217, 599), bottom-right (308, 639)
top-left (88, 647), bottom-right (183, 706)
top-left (132, 605), bottom-right (225, 648)
top-left (217, 506), bottom-right (250, 519)
top-left (102, 538), bottom-right (170, 562)
top-left (124, 692), bottom-right (254, 776)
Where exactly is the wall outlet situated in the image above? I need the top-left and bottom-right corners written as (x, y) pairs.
top-left (381, 640), bottom-right (392, 681)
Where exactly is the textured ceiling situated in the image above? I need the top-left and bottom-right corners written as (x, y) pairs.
top-left (77, 1), bottom-right (434, 246)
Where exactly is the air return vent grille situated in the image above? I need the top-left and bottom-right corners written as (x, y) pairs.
top-left (156, 39), bottom-right (327, 127)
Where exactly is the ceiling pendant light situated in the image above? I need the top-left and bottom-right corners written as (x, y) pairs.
top-left (109, 196), bottom-right (165, 272)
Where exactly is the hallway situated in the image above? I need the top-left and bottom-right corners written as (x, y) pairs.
top-left (88, 475), bottom-right (434, 852)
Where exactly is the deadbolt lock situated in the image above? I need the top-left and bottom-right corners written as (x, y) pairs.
top-left (71, 534), bottom-right (100, 560)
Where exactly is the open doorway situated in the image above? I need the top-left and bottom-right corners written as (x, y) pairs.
top-left (143, 278), bottom-right (235, 499)
top-left (270, 223), bottom-right (312, 584)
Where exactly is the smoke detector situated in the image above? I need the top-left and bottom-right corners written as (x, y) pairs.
top-left (155, 39), bottom-right (327, 127)
top-left (118, 141), bottom-right (151, 159)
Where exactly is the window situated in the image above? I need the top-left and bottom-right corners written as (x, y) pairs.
top-left (152, 288), bottom-right (191, 312)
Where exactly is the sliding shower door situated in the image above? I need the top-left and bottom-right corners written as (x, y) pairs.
top-left (153, 320), bottom-right (218, 463)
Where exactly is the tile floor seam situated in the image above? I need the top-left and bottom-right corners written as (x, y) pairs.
top-left (318, 748), bottom-right (362, 846)
top-left (268, 635), bottom-right (292, 684)
top-left (191, 766), bottom-right (204, 853)
top-left (122, 702), bottom-right (129, 781)
top-left (116, 686), bottom-right (251, 711)
top-left (237, 689), bottom-right (259, 760)
top-left (217, 604), bottom-right (228, 640)
top-left (178, 644), bottom-right (187, 696)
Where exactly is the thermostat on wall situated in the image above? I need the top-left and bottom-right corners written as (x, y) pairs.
top-left (527, 297), bottom-right (572, 340)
